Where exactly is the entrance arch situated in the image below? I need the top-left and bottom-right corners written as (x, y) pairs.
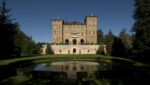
top-left (65, 39), bottom-right (69, 45)
top-left (80, 39), bottom-right (84, 45)
top-left (73, 48), bottom-right (76, 53)
top-left (73, 39), bottom-right (77, 45)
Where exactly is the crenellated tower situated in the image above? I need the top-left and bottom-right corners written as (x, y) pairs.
top-left (85, 16), bottom-right (97, 43)
top-left (52, 18), bottom-right (63, 43)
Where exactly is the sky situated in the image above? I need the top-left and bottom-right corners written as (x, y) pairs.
top-left (0, 0), bottom-right (135, 43)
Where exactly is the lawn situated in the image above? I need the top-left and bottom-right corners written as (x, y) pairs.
top-left (0, 54), bottom-right (144, 66)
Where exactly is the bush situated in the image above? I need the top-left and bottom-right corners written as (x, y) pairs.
top-left (46, 44), bottom-right (54, 55)
top-left (96, 46), bottom-right (105, 55)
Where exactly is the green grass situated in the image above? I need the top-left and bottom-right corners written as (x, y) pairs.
top-left (0, 75), bottom-right (31, 85)
top-left (0, 54), bottom-right (144, 66)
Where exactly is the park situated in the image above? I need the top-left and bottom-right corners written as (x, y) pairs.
top-left (0, 0), bottom-right (150, 85)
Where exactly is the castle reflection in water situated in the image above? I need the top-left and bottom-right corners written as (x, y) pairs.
top-left (34, 61), bottom-right (112, 80)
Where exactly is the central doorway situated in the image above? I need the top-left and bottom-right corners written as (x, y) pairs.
top-left (73, 48), bottom-right (76, 53)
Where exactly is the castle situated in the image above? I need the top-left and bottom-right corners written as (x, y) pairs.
top-left (52, 16), bottom-right (97, 44)
top-left (42, 15), bottom-right (106, 54)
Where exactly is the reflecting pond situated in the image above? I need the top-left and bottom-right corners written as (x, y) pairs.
top-left (0, 59), bottom-right (150, 85)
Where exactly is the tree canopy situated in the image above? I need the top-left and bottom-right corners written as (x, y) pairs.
top-left (132, 0), bottom-right (150, 61)
top-left (103, 30), bottom-right (115, 55)
top-left (0, 0), bottom-right (41, 58)
top-left (97, 29), bottom-right (104, 45)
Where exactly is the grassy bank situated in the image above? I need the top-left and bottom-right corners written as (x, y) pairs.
top-left (0, 54), bottom-right (144, 66)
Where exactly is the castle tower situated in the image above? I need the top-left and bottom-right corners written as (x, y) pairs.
top-left (52, 18), bottom-right (63, 43)
top-left (85, 16), bottom-right (97, 43)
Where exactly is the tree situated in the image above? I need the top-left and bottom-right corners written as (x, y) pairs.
top-left (103, 30), bottom-right (115, 55)
top-left (46, 44), bottom-right (54, 55)
top-left (32, 43), bottom-right (42, 54)
top-left (96, 46), bottom-right (105, 55)
top-left (119, 29), bottom-right (132, 49)
top-left (21, 39), bottom-right (35, 56)
top-left (14, 28), bottom-right (31, 56)
top-left (0, 0), bottom-right (18, 57)
top-left (132, 0), bottom-right (150, 61)
top-left (0, 0), bottom-right (41, 58)
top-left (111, 37), bottom-right (126, 57)
top-left (97, 29), bottom-right (104, 44)
top-left (119, 29), bottom-right (133, 57)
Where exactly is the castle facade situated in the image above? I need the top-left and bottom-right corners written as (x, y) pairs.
top-left (47, 15), bottom-right (106, 54)
top-left (52, 16), bottom-right (97, 44)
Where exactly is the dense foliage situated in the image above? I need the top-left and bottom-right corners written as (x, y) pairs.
top-left (46, 44), bottom-right (54, 55)
top-left (97, 29), bottom-right (104, 45)
top-left (0, 1), bottom-right (41, 58)
top-left (132, 0), bottom-right (150, 62)
top-left (96, 46), bottom-right (105, 55)
top-left (103, 30), bottom-right (115, 55)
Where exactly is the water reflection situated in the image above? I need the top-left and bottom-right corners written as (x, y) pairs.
top-left (1, 59), bottom-right (150, 85)
top-left (34, 61), bottom-right (112, 80)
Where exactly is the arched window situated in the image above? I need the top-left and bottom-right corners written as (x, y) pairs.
top-left (80, 39), bottom-right (84, 45)
top-left (73, 39), bottom-right (77, 45)
top-left (65, 39), bottom-right (69, 45)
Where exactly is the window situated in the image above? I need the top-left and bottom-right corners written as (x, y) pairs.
top-left (80, 39), bottom-right (84, 45)
top-left (54, 26), bottom-right (56, 29)
top-left (73, 39), bottom-right (77, 45)
top-left (79, 50), bottom-right (81, 54)
top-left (82, 32), bottom-right (84, 36)
top-left (93, 31), bottom-right (95, 35)
top-left (88, 50), bottom-right (90, 53)
top-left (65, 39), bottom-right (69, 45)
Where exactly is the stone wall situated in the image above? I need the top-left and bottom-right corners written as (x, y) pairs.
top-left (52, 16), bottom-right (97, 44)
top-left (51, 45), bottom-right (105, 54)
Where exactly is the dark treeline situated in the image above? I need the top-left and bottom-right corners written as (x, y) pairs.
top-left (0, 0), bottom-right (42, 59)
top-left (97, 0), bottom-right (150, 63)
top-left (97, 29), bottom-right (133, 58)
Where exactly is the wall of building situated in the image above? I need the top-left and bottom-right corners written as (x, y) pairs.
top-left (52, 19), bottom-right (63, 43)
top-left (51, 45), bottom-right (101, 54)
top-left (52, 16), bottom-right (97, 44)
top-left (86, 16), bottom-right (97, 43)
top-left (63, 24), bottom-right (86, 44)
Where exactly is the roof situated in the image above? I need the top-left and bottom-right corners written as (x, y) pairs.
top-left (63, 21), bottom-right (85, 25)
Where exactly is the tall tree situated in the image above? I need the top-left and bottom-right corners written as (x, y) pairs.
top-left (0, 0), bottom-right (41, 58)
top-left (96, 46), bottom-right (105, 55)
top-left (119, 29), bottom-right (133, 57)
top-left (104, 30), bottom-right (115, 55)
top-left (97, 29), bottom-right (104, 44)
top-left (132, 0), bottom-right (150, 61)
top-left (0, 0), bottom-right (18, 57)
top-left (119, 29), bottom-right (132, 49)
top-left (111, 37), bottom-right (126, 57)
top-left (46, 44), bottom-right (54, 55)
top-left (21, 39), bottom-right (35, 56)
